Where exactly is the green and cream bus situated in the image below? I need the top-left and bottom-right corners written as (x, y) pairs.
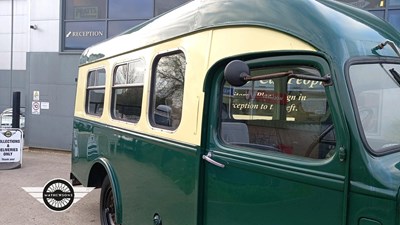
top-left (71, 0), bottom-right (400, 224)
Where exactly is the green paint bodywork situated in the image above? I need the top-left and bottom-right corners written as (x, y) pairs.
top-left (72, 0), bottom-right (400, 225)
top-left (72, 119), bottom-right (200, 224)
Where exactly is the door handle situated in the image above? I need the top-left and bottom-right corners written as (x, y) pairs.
top-left (202, 152), bottom-right (225, 168)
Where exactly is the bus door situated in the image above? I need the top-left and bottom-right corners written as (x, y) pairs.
top-left (201, 55), bottom-right (349, 225)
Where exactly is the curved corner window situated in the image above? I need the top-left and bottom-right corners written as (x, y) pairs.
top-left (150, 51), bottom-right (186, 130)
top-left (86, 68), bottom-right (106, 116)
top-left (112, 60), bottom-right (145, 122)
top-left (220, 61), bottom-right (336, 160)
top-left (349, 61), bottom-right (400, 154)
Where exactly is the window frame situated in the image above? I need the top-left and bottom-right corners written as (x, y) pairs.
top-left (85, 68), bottom-right (106, 116)
top-left (345, 56), bottom-right (400, 156)
top-left (61, 0), bottom-right (192, 52)
top-left (149, 50), bottom-right (186, 131)
top-left (217, 54), bottom-right (341, 161)
top-left (111, 59), bottom-right (145, 123)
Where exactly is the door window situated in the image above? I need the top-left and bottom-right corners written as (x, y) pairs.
top-left (220, 65), bottom-right (336, 159)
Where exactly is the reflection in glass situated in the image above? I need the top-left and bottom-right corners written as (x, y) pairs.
top-left (221, 64), bottom-right (335, 159)
top-left (155, 0), bottom-right (191, 15)
top-left (86, 69), bottom-right (106, 116)
top-left (388, 0), bottom-right (400, 6)
top-left (109, 0), bottom-right (153, 19)
top-left (369, 10), bottom-right (385, 19)
top-left (108, 20), bottom-right (145, 38)
top-left (65, 0), bottom-right (106, 20)
top-left (350, 63), bottom-right (400, 153)
top-left (336, 0), bottom-right (384, 8)
top-left (112, 61), bottom-right (145, 122)
top-left (152, 52), bottom-right (186, 129)
top-left (388, 10), bottom-right (400, 31)
top-left (65, 22), bottom-right (106, 50)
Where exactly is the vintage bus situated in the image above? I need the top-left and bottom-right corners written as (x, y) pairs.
top-left (70, 0), bottom-right (400, 224)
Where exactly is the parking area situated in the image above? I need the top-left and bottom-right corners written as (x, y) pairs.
top-left (0, 148), bottom-right (100, 225)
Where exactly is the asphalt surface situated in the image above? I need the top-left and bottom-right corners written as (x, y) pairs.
top-left (0, 148), bottom-right (100, 225)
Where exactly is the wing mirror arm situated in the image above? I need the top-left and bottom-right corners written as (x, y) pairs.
top-left (224, 60), bottom-right (332, 87)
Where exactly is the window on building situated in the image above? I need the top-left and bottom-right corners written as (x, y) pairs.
top-left (388, 0), bottom-right (400, 6)
top-left (109, 0), bottom-right (153, 19)
top-left (369, 10), bottom-right (385, 19)
top-left (65, 0), bottom-right (107, 20)
top-left (336, 0), bottom-right (385, 9)
top-left (335, 0), bottom-right (400, 32)
top-left (155, 0), bottom-right (191, 16)
top-left (112, 60), bottom-right (145, 122)
top-left (63, 0), bottom-right (191, 51)
top-left (150, 51), bottom-right (186, 130)
top-left (86, 69), bottom-right (106, 116)
top-left (388, 9), bottom-right (400, 30)
top-left (220, 65), bottom-right (336, 159)
top-left (64, 21), bottom-right (106, 51)
top-left (107, 20), bottom-right (145, 38)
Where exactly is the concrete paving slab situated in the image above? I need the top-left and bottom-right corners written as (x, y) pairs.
top-left (0, 149), bottom-right (100, 225)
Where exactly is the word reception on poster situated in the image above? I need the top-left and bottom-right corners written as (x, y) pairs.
top-left (0, 128), bottom-right (23, 169)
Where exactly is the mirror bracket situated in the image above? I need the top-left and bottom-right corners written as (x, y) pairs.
top-left (224, 60), bottom-right (333, 87)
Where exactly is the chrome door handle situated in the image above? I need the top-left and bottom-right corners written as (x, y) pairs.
top-left (202, 152), bottom-right (225, 168)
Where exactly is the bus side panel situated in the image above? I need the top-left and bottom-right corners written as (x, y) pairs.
top-left (72, 118), bottom-right (200, 225)
top-left (71, 118), bottom-right (97, 187)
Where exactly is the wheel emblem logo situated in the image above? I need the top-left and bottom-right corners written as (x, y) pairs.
top-left (42, 179), bottom-right (75, 212)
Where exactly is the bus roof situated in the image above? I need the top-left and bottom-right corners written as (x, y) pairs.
top-left (80, 0), bottom-right (400, 66)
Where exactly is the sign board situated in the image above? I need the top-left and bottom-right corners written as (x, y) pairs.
top-left (0, 129), bottom-right (23, 169)
top-left (41, 102), bottom-right (50, 110)
top-left (32, 101), bottom-right (40, 115)
top-left (33, 91), bottom-right (40, 101)
top-left (74, 6), bottom-right (99, 19)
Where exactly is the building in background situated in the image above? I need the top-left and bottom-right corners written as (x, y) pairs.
top-left (337, 0), bottom-right (400, 30)
top-left (0, 0), bottom-right (398, 150)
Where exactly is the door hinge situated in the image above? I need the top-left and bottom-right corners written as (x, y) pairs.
top-left (339, 147), bottom-right (346, 162)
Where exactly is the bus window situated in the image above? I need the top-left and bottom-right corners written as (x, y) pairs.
top-left (86, 68), bottom-right (106, 116)
top-left (220, 65), bottom-right (336, 159)
top-left (111, 60), bottom-right (145, 122)
top-left (150, 51), bottom-right (186, 130)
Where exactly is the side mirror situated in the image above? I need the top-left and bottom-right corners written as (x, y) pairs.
top-left (224, 60), bottom-right (332, 87)
top-left (224, 60), bottom-right (250, 87)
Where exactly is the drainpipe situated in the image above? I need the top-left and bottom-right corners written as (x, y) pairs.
top-left (10, 0), bottom-right (14, 107)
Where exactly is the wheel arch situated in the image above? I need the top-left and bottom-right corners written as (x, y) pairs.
top-left (88, 158), bottom-right (123, 224)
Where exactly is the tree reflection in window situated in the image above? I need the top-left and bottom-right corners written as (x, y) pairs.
top-left (112, 60), bottom-right (145, 122)
top-left (151, 52), bottom-right (186, 129)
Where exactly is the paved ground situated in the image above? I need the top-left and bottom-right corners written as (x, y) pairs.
top-left (0, 148), bottom-right (100, 225)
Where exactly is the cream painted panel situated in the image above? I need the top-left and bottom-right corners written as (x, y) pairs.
top-left (74, 61), bottom-right (110, 120)
top-left (208, 27), bottom-right (316, 65)
top-left (74, 27), bottom-right (315, 146)
top-left (75, 31), bottom-right (212, 146)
